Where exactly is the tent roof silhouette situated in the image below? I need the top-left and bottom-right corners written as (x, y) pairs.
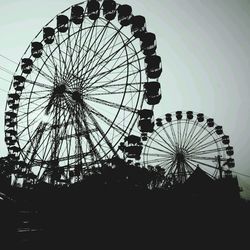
top-left (184, 166), bottom-right (214, 193)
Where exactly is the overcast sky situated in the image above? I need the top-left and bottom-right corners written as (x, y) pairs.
top-left (0, 0), bottom-right (249, 198)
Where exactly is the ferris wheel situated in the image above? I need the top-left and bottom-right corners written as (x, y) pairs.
top-left (4, 0), bottom-right (162, 186)
top-left (142, 111), bottom-right (235, 186)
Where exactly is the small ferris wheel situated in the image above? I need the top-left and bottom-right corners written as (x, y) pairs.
top-left (141, 111), bottom-right (235, 185)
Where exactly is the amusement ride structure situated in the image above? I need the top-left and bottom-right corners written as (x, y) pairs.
top-left (2, 0), bottom-right (236, 189)
top-left (4, 0), bottom-right (162, 186)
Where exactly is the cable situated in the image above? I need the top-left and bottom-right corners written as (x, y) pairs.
top-left (0, 77), bottom-right (10, 92)
top-left (231, 170), bottom-right (250, 178)
top-left (0, 65), bottom-right (14, 75)
top-left (0, 54), bottom-right (18, 65)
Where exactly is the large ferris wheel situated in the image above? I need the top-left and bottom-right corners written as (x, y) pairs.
top-left (4, 0), bottom-right (162, 186)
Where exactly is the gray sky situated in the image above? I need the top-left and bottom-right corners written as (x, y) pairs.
top-left (0, 0), bottom-right (250, 198)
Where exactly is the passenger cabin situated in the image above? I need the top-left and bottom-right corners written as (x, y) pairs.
top-left (8, 146), bottom-right (20, 154)
top-left (103, 0), bottom-right (117, 21)
top-left (13, 76), bottom-right (25, 92)
top-left (222, 135), bottom-right (230, 145)
top-left (7, 94), bottom-right (20, 110)
top-left (144, 81), bottom-right (161, 105)
top-left (131, 15), bottom-right (146, 38)
top-left (165, 113), bottom-right (172, 122)
top-left (87, 0), bottom-right (100, 20)
top-left (186, 111), bottom-right (193, 120)
top-left (227, 158), bottom-right (235, 168)
top-left (207, 118), bottom-right (214, 127)
top-left (5, 121), bottom-right (17, 128)
top-left (145, 55), bottom-right (162, 79)
top-left (176, 111), bottom-right (182, 120)
top-left (124, 135), bottom-right (143, 160)
top-left (117, 4), bottom-right (133, 26)
top-left (138, 109), bottom-right (154, 133)
top-left (7, 93), bottom-right (20, 105)
top-left (226, 146), bottom-right (234, 156)
top-left (5, 136), bottom-right (17, 146)
top-left (5, 111), bottom-right (17, 120)
top-left (57, 15), bottom-right (69, 32)
top-left (156, 118), bottom-right (163, 127)
top-left (43, 27), bottom-right (55, 44)
top-left (5, 129), bottom-right (17, 137)
top-left (71, 5), bottom-right (84, 24)
top-left (31, 42), bottom-right (43, 58)
top-left (140, 32), bottom-right (157, 56)
top-left (197, 113), bottom-right (204, 122)
top-left (215, 126), bottom-right (223, 135)
top-left (21, 58), bottom-right (33, 74)
top-left (141, 132), bottom-right (148, 141)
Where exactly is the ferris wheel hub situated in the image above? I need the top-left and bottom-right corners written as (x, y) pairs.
top-left (72, 91), bottom-right (82, 102)
top-left (54, 84), bottom-right (66, 95)
top-left (175, 152), bottom-right (186, 163)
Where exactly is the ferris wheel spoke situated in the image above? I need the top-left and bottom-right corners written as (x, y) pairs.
top-left (32, 64), bottom-right (55, 84)
top-left (84, 96), bottom-right (136, 113)
top-left (188, 159), bottom-right (218, 171)
top-left (87, 60), bottom-right (142, 93)
top-left (169, 123), bottom-right (178, 147)
top-left (146, 157), bottom-right (171, 165)
top-left (87, 44), bottom-right (132, 83)
top-left (154, 130), bottom-right (176, 153)
top-left (81, 24), bottom-right (115, 82)
top-left (146, 138), bottom-right (174, 155)
top-left (161, 126), bottom-right (176, 149)
top-left (17, 98), bottom-right (49, 129)
top-left (71, 25), bottom-right (87, 85)
top-left (82, 28), bottom-right (129, 82)
top-left (61, 21), bottom-right (74, 78)
top-left (68, 26), bottom-right (98, 85)
top-left (186, 159), bottom-right (216, 179)
top-left (82, 34), bottom-right (137, 87)
top-left (87, 105), bottom-right (127, 136)
top-left (144, 143), bottom-right (171, 155)
top-left (177, 120), bottom-right (182, 147)
top-left (78, 111), bottom-right (101, 161)
top-left (25, 79), bottom-right (53, 90)
top-left (74, 24), bottom-right (123, 82)
top-left (81, 103), bottom-right (117, 155)
top-left (55, 32), bottom-right (68, 76)
top-left (188, 147), bottom-right (227, 156)
top-left (51, 109), bottom-right (76, 162)
top-left (85, 70), bottom-right (142, 95)
top-left (146, 153), bottom-right (173, 158)
top-left (188, 137), bottom-right (222, 154)
top-left (184, 122), bottom-right (208, 150)
top-left (41, 45), bottom-right (64, 81)
top-left (64, 21), bottom-right (96, 80)
top-left (64, 97), bottom-right (101, 161)
top-left (29, 126), bottom-right (54, 163)
top-left (184, 162), bottom-right (195, 174)
top-left (84, 53), bottom-right (142, 90)
top-left (79, 21), bottom-right (115, 77)
top-left (34, 54), bottom-right (59, 85)
top-left (86, 89), bottom-right (142, 97)
top-left (180, 119), bottom-right (189, 148)
top-left (21, 122), bottom-right (47, 156)
top-left (18, 96), bottom-right (48, 111)
top-left (187, 155), bottom-right (218, 161)
top-left (87, 81), bottom-right (142, 92)
top-left (182, 121), bottom-right (198, 149)
top-left (186, 128), bottom-right (216, 152)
